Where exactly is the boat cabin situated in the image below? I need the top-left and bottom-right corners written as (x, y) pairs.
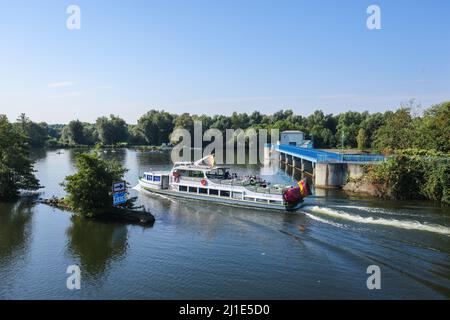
top-left (142, 171), bottom-right (170, 189)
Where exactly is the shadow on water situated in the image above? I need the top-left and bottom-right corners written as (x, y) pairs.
top-left (65, 216), bottom-right (129, 279)
top-left (0, 200), bottom-right (34, 266)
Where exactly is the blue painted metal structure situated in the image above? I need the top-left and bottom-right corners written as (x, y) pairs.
top-left (275, 144), bottom-right (385, 164)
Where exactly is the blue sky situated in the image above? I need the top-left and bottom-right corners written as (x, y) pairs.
top-left (1, 0), bottom-right (449, 123)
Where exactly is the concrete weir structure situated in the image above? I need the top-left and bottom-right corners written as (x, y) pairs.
top-left (275, 144), bottom-right (385, 188)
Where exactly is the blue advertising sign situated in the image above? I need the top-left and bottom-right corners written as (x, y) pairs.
top-left (113, 192), bottom-right (127, 206)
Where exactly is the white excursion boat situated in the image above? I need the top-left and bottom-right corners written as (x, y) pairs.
top-left (137, 155), bottom-right (311, 211)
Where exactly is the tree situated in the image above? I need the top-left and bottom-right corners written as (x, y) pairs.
top-left (127, 125), bottom-right (147, 145)
top-left (414, 102), bottom-right (450, 152)
top-left (230, 112), bottom-right (250, 129)
top-left (357, 128), bottom-right (367, 150)
top-left (305, 110), bottom-right (337, 148)
top-left (61, 120), bottom-right (85, 145)
top-left (61, 120), bottom-right (97, 145)
top-left (249, 111), bottom-right (263, 126)
top-left (96, 115), bottom-right (128, 145)
top-left (62, 153), bottom-right (128, 217)
top-left (0, 115), bottom-right (41, 199)
top-left (373, 108), bottom-right (415, 151)
top-left (360, 112), bottom-right (385, 148)
top-left (210, 115), bottom-right (232, 132)
top-left (336, 111), bottom-right (365, 148)
top-left (137, 110), bottom-right (174, 146)
top-left (15, 113), bottom-right (49, 148)
top-left (173, 113), bottom-right (194, 131)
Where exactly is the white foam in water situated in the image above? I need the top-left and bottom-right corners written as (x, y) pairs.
top-left (335, 205), bottom-right (391, 214)
top-left (334, 205), bottom-right (424, 217)
top-left (304, 212), bottom-right (346, 229)
top-left (304, 206), bottom-right (450, 236)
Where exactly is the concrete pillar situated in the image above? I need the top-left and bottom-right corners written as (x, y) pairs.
top-left (327, 163), bottom-right (346, 187)
top-left (314, 163), bottom-right (347, 188)
top-left (314, 163), bottom-right (328, 187)
top-left (347, 163), bottom-right (364, 180)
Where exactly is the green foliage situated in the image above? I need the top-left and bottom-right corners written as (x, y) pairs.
top-left (60, 120), bottom-right (97, 145)
top-left (304, 110), bottom-right (337, 148)
top-left (336, 111), bottom-right (366, 148)
top-left (137, 110), bottom-right (174, 146)
top-left (366, 149), bottom-right (450, 205)
top-left (62, 153), bottom-right (129, 217)
top-left (14, 113), bottom-right (49, 148)
top-left (373, 107), bottom-right (415, 151)
top-left (423, 162), bottom-right (450, 204)
top-left (414, 102), bottom-right (450, 152)
top-left (357, 128), bottom-right (367, 150)
top-left (127, 125), bottom-right (147, 145)
top-left (96, 115), bottom-right (128, 145)
top-left (0, 115), bottom-right (41, 199)
top-left (360, 112), bottom-right (385, 148)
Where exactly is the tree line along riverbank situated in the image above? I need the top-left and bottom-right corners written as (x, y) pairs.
top-left (9, 101), bottom-right (450, 154)
top-left (1, 100), bottom-right (449, 206)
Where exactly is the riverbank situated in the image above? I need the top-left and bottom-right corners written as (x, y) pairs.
top-left (343, 180), bottom-right (388, 198)
top-left (342, 149), bottom-right (450, 206)
top-left (39, 197), bottom-right (155, 226)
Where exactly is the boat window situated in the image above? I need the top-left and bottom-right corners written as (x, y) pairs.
top-left (153, 176), bottom-right (161, 182)
top-left (199, 188), bottom-right (208, 194)
top-left (244, 197), bottom-right (255, 201)
top-left (256, 198), bottom-right (268, 203)
top-left (220, 190), bottom-right (230, 197)
top-left (146, 175), bottom-right (153, 181)
top-left (209, 189), bottom-right (219, 196)
top-left (232, 192), bottom-right (242, 199)
top-left (177, 170), bottom-right (188, 177)
top-left (189, 187), bottom-right (198, 193)
top-left (179, 185), bottom-right (188, 192)
top-left (189, 170), bottom-right (204, 178)
top-left (206, 168), bottom-right (230, 179)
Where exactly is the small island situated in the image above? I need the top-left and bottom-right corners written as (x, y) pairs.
top-left (41, 152), bottom-right (155, 226)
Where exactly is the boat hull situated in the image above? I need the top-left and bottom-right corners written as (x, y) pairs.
top-left (137, 179), bottom-right (302, 212)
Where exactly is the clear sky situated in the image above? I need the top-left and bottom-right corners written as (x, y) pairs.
top-left (1, 0), bottom-right (449, 123)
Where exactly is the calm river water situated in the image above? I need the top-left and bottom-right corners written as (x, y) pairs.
top-left (1, 149), bottom-right (449, 299)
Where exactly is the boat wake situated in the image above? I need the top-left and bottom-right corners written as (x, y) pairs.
top-left (303, 212), bottom-right (347, 229)
top-left (303, 206), bottom-right (450, 236)
top-left (333, 205), bottom-right (426, 218)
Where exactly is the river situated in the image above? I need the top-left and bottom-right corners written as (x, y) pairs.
top-left (0, 148), bottom-right (449, 299)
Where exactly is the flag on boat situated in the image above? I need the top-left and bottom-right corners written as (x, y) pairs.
top-left (205, 154), bottom-right (215, 167)
top-left (194, 154), bottom-right (215, 167)
top-left (298, 179), bottom-right (311, 197)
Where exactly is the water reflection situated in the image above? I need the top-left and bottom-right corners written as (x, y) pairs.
top-left (0, 200), bottom-right (34, 265)
top-left (65, 216), bottom-right (128, 278)
top-left (139, 189), bottom-right (311, 244)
